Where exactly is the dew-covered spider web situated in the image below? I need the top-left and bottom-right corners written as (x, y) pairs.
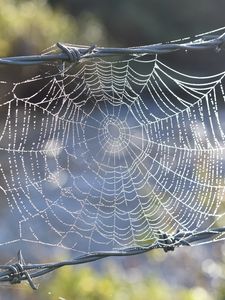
top-left (1, 29), bottom-right (225, 261)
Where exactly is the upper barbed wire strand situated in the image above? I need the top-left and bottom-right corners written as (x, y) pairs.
top-left (0, 31), bottom-right (224, 65)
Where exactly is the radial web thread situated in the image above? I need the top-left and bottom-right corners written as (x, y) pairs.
top-left (1, 32), bottom-right (225, 260)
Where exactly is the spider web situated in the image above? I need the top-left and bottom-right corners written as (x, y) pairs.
top-left (1, 29), bottom-right (225, 260)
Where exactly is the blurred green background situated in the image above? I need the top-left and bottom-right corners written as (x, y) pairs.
top-left (2, 0), bottom-right (225, 56)
top-left (1, 0), bottom-right (225, 299)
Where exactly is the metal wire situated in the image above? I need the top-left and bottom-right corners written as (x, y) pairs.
top-left (0, 226), bottom-right (224, 289)
top-left (0, 31), bottom-right (225, 290)
top-left (0, 32), bottom-right (224, 65)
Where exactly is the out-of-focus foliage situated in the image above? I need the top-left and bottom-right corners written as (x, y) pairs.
top-left (16, 262), bottom-right (213, 300)
top-left (4, 256), bottom-right (225, 300)
top-left (48, 0), bottom-right (225, 46)
top-left (1, 0), bottom-right (225, 53)
top-left (0, 0), bottom-right (108, 57)
top-left (0, 0), bottom-right (76, 56)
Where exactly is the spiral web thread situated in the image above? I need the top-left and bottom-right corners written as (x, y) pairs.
top-left (0, 28), bottom-right (225, 279)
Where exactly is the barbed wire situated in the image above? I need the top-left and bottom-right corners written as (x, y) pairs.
top-left (0, 32), bottom-right (224, 66)
top-left (0, 226), bottom-right (224, 290)
top-left (0, 31), bottom-right (225, 290)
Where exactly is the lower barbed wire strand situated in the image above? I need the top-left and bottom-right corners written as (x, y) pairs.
top-left (0, 226), bottom-right (223, 290)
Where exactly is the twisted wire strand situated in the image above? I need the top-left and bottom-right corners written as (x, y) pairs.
top-left (0, 32), bottom-right (224, 65)
top-left (0, 226), bottom-right (224, 290)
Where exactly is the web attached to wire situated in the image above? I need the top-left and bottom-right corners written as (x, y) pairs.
top-left (1, 32), bottom-right (225, 260)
